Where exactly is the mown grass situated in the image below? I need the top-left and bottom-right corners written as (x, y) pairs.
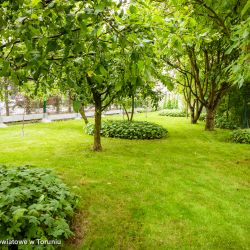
top-left (0, 112), bottom-right (249, 250)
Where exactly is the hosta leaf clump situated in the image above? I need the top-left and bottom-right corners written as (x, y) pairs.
top-left (0, 166), bottom-right (78, 248)
top-left (86, 120), bottom-right (168, 139)
top-left (159, 109), bottom-right (186, 117)
top-left (229, 129), bottom-right (250, 144)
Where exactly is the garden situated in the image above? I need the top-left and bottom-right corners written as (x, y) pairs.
top-left (0, 0), bottom-right (250, 249)
top-left (0, 114), bottom-right (249, 249)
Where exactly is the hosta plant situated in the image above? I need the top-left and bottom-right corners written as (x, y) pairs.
top-left (229, 129), bottom-right (250, 144)
top-left (86, 120), bottom-right (168, 140)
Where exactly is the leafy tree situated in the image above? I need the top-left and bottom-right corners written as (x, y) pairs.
top-left (177, 73), bottom-right (204, 124)
top-left (0, 0), bottom-right (161, 151)
top-left (227, 16), bottom-right (250, 87)
top-left (156, 0), bottom-right (248, 130)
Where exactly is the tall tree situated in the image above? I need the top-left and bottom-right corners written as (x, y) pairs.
top-left (156, 0), bottom-right (248, 130)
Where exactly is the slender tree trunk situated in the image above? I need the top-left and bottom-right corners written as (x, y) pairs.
top-left (189, 102), bottom-right (204, 124)
top-left (25, 96), bottom-right (31, 114)
top-left (194, 101), bottom-right (204, 123)
top-left (56, 96), bottom-right (60, 114)
top-left (93, 94), bottom-right (102, 151)
top-left (186, 103), bottom-right (189, 119)
top-left (122, 104), bottom-right (130, 121)
top-left (68, 92), bottom-right (72, 113)
top-left (190, 107), bottom-right (196, 124)
top-left (79, 104), bottom-right (89, 125)
top-left (130, 94), bottom-right (135, 122)
top-left (205, 107), bottom-right (215, 130)
top-left (4, 84), bottom-right (9, 116)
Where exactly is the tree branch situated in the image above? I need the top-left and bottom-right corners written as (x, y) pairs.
top-left (194, 0), bottom-right (230, 36)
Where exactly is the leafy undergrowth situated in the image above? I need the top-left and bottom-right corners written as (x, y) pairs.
top-left (0, 113), bottom-right (249, 250)
top-left (215, 115), bottom-right (239, 130)
top-left (86, 120), bottom-right (168, 139)
top-left (229, 129), bottom-right (250, 144)
top-left (0, 166), bottom-right (78, 249)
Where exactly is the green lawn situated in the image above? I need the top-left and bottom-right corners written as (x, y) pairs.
top-left (0, 113), bottom-right (249, 250)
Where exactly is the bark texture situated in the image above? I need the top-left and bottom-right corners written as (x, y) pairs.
top-left (79, 105), bottom-right (89, 125)
top-left (4, 84), bottom-right (9, 116)
top-left (93, 94), bottom-right (102, 151)
top-left (205, 107), bottom-right (215, 130)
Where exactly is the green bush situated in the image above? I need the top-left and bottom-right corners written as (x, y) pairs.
top-left (159, 109), bottom-right (186, 117)
top-left (215, 115), bottom-right (239, 130)
top-left (0, 166), bottom-right (78, 249)
top-left (229, 129), bottom-right (250, 144)
top-left (86, 120), bottom-right (168, 140)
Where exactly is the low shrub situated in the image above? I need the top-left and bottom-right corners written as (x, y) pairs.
top-left (229, 129), bottom-right (250, 144)
top-left (0, 166), bottom-right (78, 248)
top-left (215, 115), bottom-right (239, 130)
top-left (159, 109), bottom-right (186, 117)
top-left (86, 120), bottom-right (168, 139)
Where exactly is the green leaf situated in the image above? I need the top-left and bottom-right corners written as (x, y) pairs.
top-left (31, 0), bottom-right (41, 7)
top-left (241, 0), bottom-right (250, 17)
top-left (31, 13), bottom-right (38, 20)
top-left (38, 194), bottom-right (45, 203)
top-left (13, 208), bottom-right (27, 222)
top-left (99, 65), bottom-right (107, 77)
top-left (137, 60), bottom-right (144, 72)
top-left (95, 4), bottom-right (105, 14)
top-left (115, 82), bottom-right (122, 91)
top-left (73, 100), bottom-right (81, 112)
top-left (129, 5), bottom-right (137, 14)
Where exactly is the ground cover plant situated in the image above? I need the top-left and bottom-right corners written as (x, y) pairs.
top-left (215, 115), bottom-right (239, 130)
top-left (0, 166), bottom-right (78, 249)
top-left (0, 113), bottom-right (249, 249)
top-left (86, 120), bottom-right (168, 139)
top-left (229, 129), bottom-right (250, 144)
top-left (159, 109), bottom-right (186, 117)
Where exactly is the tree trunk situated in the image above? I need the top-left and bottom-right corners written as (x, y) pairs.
top-left (122, 104), bottom-right (130, 121)
top-left (25, 96), bottom-right (31, 114)
top-left (93, 94), bottom-right (102, 151)
top-left (68, 92), bottom-right (72, 113)
top-left (130, 94), bottom-right (135, 122)
top-left (4, 84), bottom-right (9, 116)
top-left (194, 103), bottom-right (204, 123)
top-left (79, 104), bottom-right (89, 125)
top-left (205, 107), bottom-right (215, 130)
top-left (190, 107), bottom-right (196, 124)
top-left (56, 96), bottom-right (60, 114)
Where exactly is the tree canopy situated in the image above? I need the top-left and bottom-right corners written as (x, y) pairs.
top-left (1, 0), bottom-right (249, 149)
